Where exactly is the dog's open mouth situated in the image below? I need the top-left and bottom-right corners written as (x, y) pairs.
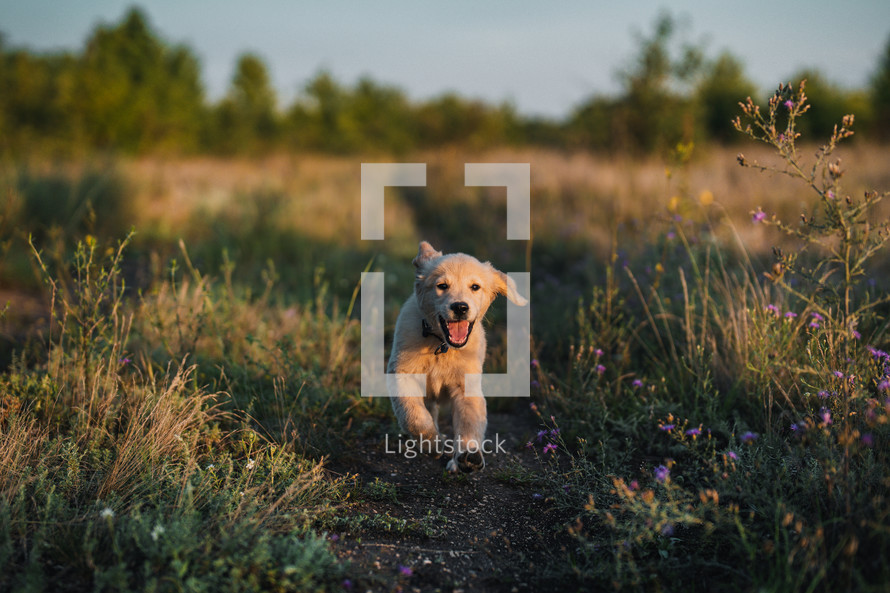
top-left (439, 316), bottom-right (474, 348)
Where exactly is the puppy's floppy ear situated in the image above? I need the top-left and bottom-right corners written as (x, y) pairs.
top-left (412, 241), bottom-right (443, 277)
top-left (490, 266), bottom-right (528, 306)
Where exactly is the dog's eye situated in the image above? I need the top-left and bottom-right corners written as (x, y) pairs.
top-left (470, 283), bottom-right (481, 291)
top-left (437, 282), bottom-right (448, 290)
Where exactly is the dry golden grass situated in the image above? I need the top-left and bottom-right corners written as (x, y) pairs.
top-left (118, 143), bottom-right (890, 262)
top-left (132, 270), bottom-right (359, 389)
top-left (125, 154), bottom-right (418, 254)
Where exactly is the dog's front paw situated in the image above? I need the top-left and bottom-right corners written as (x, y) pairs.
top-left (446, 450), bottom-right (485, 473)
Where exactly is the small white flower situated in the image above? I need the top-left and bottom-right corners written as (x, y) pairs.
top-left (151, 524), bottom-right (165, 541)
top-left (100, 507), bottom-right (114, 519)
top-left (246, 458), bottom-right (256, 470)
top-left (206, 464), bottom-right (215, 470)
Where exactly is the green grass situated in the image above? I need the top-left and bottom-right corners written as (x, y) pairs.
top-left (525, 84), bottom-right (890, 591)
top-left (1, 86), bottom-right (890, 591)
top-left (0, 232), bottom-right (360, 592)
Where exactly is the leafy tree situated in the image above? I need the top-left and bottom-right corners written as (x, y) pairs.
top-left (211, 52), bottom-right (279, 153)
top-left (0, 34), bottom-right (9, 147)
top-left (0, 48), bottom-right (77, 151)
top-left (616, 11), bottom-right (703, 153)
top-left (287, 70), bottom-right (349, 152)
top-left (695, 51), bottom-right (757, 142)
top-left (288, 72), bottom-right (418, 153)
top-left (567, 96), bottom-right (620, 150)
top-left (570, 11), bottom-right (705, 153)
top-left (414, 93), bottom-right (518, 149)
top-left (347, 77), bottom-right (415, 153)
top-left (871, 33), bottom-right (890, 140)
top-left (73, 7), bottom-right (204, 152)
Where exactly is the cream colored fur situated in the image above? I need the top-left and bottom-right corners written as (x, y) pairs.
top-left (387, 241), bottom-right (527, 473)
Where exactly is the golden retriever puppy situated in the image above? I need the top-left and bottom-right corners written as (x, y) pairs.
top-left (387, 240), bottom-right (527, 472)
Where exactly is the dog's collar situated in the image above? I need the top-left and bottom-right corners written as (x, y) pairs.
top-left (421, 319), bottom-right (449, 355)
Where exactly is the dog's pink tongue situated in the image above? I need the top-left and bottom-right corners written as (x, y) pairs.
top-left (447, 320), bottom-right (470, 344)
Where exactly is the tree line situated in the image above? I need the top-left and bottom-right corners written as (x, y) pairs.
top-left (2, 8), bottom-right (889, 157)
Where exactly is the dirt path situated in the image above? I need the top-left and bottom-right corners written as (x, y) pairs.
top-left (328, 407), bottom-right (574, 592)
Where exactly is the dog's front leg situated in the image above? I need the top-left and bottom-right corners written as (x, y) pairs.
top-left (447, 391), bottom-right (487, 473)
top-left (388, 373), bottom-right (443, 456)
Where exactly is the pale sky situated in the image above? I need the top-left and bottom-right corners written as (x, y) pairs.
top-left (2, 1), bottom-right (888, 118)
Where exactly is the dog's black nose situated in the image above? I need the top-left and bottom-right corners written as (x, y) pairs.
top-left (450, 301), bottom-right (470, 316)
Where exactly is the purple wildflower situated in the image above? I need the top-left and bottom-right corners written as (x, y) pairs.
top-left (752, 208), bottom-right (767, 223)
top-left (820, 407), bottom-right (832, 426)
top-left (878, 380), bottom-right (890, 392)
top-left (543, 442), bottom-right (557, 454)
top-left (661, 523), bottom-right (675, 536)
top-left (629, 480), bottom-right (639, 491)
top-left (852, 330), bottom-right (861, 340)
top-left (660, 424), bottom-right (675, 432)
top-left (530, 358), bottom-right (539, 368)
top-left (785, 311), bottom-right (798, 319)
top-left (810, 312), bottom-right (825, 328)
top-left (861, 433), bottom-right (875, 448)
top-left (654, 465), bottom-right (670, 483)
top-left (784, 99), bottom-right (794, 110)
top-left (398, 565), bottom-right (413, 577)
top-left (119, 357), bottom-right (131, 365)
top-left (827, 190), bottom-right (836, 199)
top-left (342, 579), bottom-right (353, 590)
top-left (329, 533), bottom-right (339, 542)
top-left (728, 451), bottom-right (738, 461)
top-left (595, 364), bottom-right (606, 375)
top-left (833, 371), bottom-right (844, 379)
top-left (550, 428), bottom-right (561, 437)
top-left (685, 428), bottom-right (702, 437)
top-left (531, 380), bottom-right (540, 389)
top-left (666, 231), bottom-right (676, 240)
top-left (532, 493), bottom-right (543, 500)
top-left (594, 348), bottom-right (604, 357)
top-left (765, 304), bottom-right (780, 316)
top-left (525, 441), bottom-right (534, 449)
top-left (536, 429), bottom-right (548, 442)
top-left (818, 390), bottom-right (829, 399)
top-left (632, 379), bottom-right (644, 388)
top-left (741, 431), bottom-right (758, 444)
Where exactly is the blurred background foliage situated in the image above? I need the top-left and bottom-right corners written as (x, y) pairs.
top-left (2, 8), bottom-right (889, 157)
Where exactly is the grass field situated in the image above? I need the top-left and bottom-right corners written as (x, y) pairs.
top-left (2, 93), bottom-right (890, 591)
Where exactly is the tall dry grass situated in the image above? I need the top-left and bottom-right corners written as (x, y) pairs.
top-left (114, 143), bottom-right (890, 258)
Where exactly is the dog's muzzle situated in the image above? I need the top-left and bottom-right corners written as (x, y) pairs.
top-left (421, 316), bottom-right (475, 354)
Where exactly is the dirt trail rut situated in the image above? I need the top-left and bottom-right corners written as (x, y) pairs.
top-left (328, 408), bottom-right (574, 592)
